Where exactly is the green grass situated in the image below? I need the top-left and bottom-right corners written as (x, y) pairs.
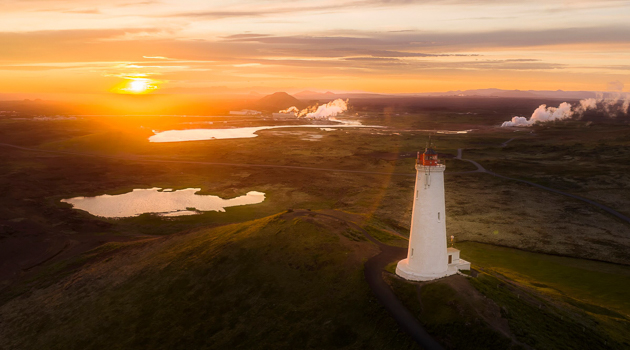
top-left (3, 106), bottom-right (630, 349)
top-left (0, 240), bottom-right (150, 306)
top-left (442, 158), bottom-right (478, 172)
top-left (470, 273), bottom-right (627, 349)
top-left (387, 240), bottom-right (630, 349)
top-left (363, 225), bottom-right (409, 247)
top-left (0, 213), bottom-right (419, 350)
top-left (385, 261), bottom-right (398, 274)
top-left (458, 242), bottom-right (630, 316)
top-left (386, 275), bottom-right (517, 350)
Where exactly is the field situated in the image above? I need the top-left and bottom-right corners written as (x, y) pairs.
top-left (1, 97), bottom-right (629, 349)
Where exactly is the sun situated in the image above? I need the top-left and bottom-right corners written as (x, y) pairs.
top-left (128, 80), bottom-right (150, 93)
top-left (114, 77), bottom-right (159, 94)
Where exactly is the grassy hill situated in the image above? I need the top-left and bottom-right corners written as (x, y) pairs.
top-left (0, 212), bottom-right (418, 350)
top-left (385, 242), bottom-right (630, 349)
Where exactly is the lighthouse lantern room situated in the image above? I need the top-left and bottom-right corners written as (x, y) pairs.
top-left (396, 141), bottom-right (470, 281)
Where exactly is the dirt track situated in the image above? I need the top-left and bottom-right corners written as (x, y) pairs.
top-left (290, 210), bottom-right (444, 350)
top-left (456, 148), bottom-right (630, 225)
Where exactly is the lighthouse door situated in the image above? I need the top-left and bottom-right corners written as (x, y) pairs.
top-left (448, 255), bottom-right (452, 264)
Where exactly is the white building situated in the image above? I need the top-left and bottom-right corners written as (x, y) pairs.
top-left (229, 110), bottom-right (262, 116)
top-left (396, 146), bottom-right (470, 281)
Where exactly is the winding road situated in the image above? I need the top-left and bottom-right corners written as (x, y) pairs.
top-left (455, 147), bottom-right (630, 225)
top-left (290, 210), bottom-right (444, 350)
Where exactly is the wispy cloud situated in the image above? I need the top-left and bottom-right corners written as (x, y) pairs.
top-left (62, 8), bottom-right (101, 14)
top-left (143, 56), bottom-right (174, 60)
top-left (221, 27), bottom-right (630, 50)
top-left (161, 0), bottom-right (630, 19)
top-left (1, 27), bottom-right (626, 69)
top-left (1, 0), bottom-right (629, 94)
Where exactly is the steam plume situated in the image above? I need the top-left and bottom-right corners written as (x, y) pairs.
top-left (305, 99), bottom-right (348, 119)
top-left (277, 99), bottom-right (349, 120)
top-left (501, 95), bottom-right (630, 127)
top-left (279, 106), bottom-right (299, 115)
top-left (502, 102), bottom-right (572, 127)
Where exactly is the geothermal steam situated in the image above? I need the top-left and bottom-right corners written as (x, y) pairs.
top-left (502, 102), bottom-right (572, 127)
top-left (279, 106), bottom-right (300, 114)
top-left (279, 99), bottom-right (349, 119)
top-left (501, 96), bottom-right (630, 127)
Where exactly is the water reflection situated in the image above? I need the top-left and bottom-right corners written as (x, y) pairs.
top-left (149, 124), bottom-right (369, 143)
top-left (61, 188), bottom-right (265, 218)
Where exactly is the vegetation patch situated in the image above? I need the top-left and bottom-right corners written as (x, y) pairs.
top-left (0, 213), bottom-right (418, 350)
top-left (386, 274), bottom-right (517, 350)
top-left (470, 273), bottom-right (627, 349)
top-left (458, 241), bottom-right (630, 316)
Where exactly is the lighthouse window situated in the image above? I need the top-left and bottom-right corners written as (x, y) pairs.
top-left (438, 212), bottom-right (440, 220)
top-left (411, 248), bottom-right (414, 256)
top-left (416, 190), bottom-right (418, 199)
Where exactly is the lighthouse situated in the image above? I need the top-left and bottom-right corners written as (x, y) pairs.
top-left (396, 142), bottom-right (470, 281)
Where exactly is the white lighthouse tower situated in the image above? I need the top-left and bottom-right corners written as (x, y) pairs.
top-left (396, 143), bottom-right (470, 281)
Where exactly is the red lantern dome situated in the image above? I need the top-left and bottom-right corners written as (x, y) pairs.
top-left (417, 148), bottom-right (439, 166)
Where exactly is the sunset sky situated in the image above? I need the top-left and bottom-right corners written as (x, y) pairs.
top-left (1, 0), bottom-right (629, 98)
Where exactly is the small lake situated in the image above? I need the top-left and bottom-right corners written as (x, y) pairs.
top-left (148, 124), bottom-right (370, 143)
top-left (61, 188), bottom-right (265, 218)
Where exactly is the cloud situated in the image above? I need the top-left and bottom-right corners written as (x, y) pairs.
top-left (165, 2), bottom-right (353, 19)
top-left (0, 25), bottom-right (626, 94)
top-left (63, 8), bottom-right (101, 14)
top-left (0, 28), bottom-right (178, 63)
top-left (161, 0), bottom-right (630, 20)
top-left (0, 29), bottom-right (576, 77)
top-left (3, 26), bottom-right (630, 65)
top-left (607, 80), bottom-right (624, 91)
top-left (220, 27), bottom-right (630, 51)
top-left (344, 57), bottom-right (401, 62)
top-left (143, 56), bottom-right (174, 60)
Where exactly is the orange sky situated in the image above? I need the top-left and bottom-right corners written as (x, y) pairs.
top-left (1, 0), bottom-right (629, 99)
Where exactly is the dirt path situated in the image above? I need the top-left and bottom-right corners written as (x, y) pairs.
top-left (455, 148), bottom-right (630, 225)
top-left (500, 137), bottom-right (516, 148)
top-left (291, 210), bottom-right (444, 350)
top-left (454, 148), bottom-right (485, 172)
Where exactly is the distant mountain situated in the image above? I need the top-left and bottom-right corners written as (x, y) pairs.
top-left (495, 90), bottom-right (540, 98)
top-left (255, 92), bottom-right (307, 111)
top-left (412, 89), bottom-right (600, 100)
top-left (294, 91), bottom-right (340, 100)
top-left (291, 89), bottom-right (610, 100)
top-left (529, 90), bottom-right (600, 99)
top-left (294, 90), bottom-right (388, 100)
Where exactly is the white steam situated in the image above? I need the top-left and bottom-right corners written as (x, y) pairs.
top-left (305, 99), bottom-right (348, 119)
top-left (501, 95), bottom-right (630, 127)
top-left (277, 99), bottom-right (349, 120)
top-left (502, 102), bottom-right (572, 127)
top-left (279, 106), bottom-right (300, 115)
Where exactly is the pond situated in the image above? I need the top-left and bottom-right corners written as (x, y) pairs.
top-left (61, 188), bottom-right (265, 218)
top-left (148, 124), bottom-right (371, 142)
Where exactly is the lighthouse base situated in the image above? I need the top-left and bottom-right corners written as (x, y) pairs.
top-left (395, 258), bottom-right (457, 281)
